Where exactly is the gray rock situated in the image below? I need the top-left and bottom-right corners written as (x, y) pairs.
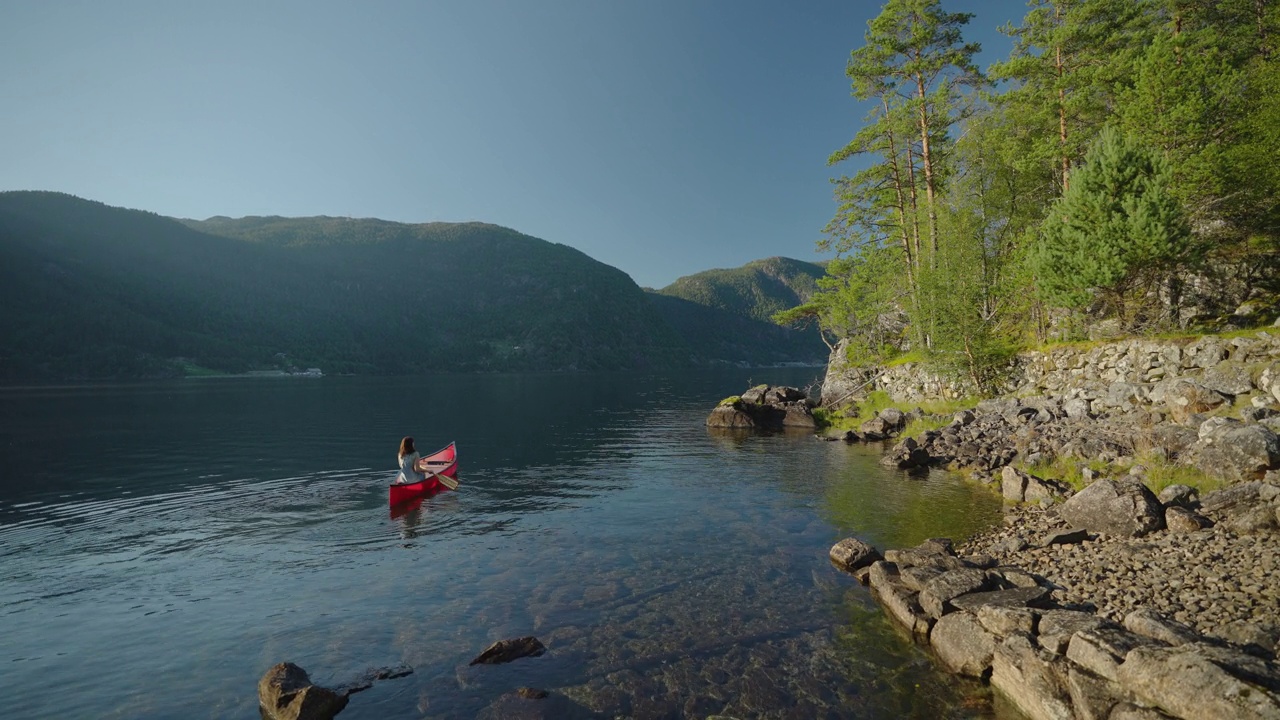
top-left (1201, 481), bottom-right (1280, 515)
top-left (1164, 379), bottom-right (1229, 424)
top-left (828, 537), bottom-right (882, 572)
top-left (1118, 643), bottom-right (1280, 720)
top-left (740, 385), bottom-right (768, 404)
top-left (1109, 704), bottom-right (1177, 720)
top-left (930, 611), bottom-right (996, 677)
top-left (1038, 610), bottom-right (1110, 656)
top-left (871, 577), bottom-right (933, 637)
top-left (1202, 359), bottom-right (1257, 396)
top-left (1058, 479), bottom-right (1165, 538)
top-left (1066, 666), bottom-right (1132, 720)
top-left (919, 568), bottom-right (989, 619)
top-left (1223, 504), bottom-right (1280, 534)
top-left (878, 407), bottom-right (906, 430)
top-left (991, 635), bottom-right (1075, 720)
top-left (1066, 627), bottom-right (1152, 682)
top-left (1165, 505), bottom-right (1213, 533)
top-left (1064, 397), bottom-right (1093, 420)
top-left (899, 564), bottom-right (946, 592)
top-left (867, 560), bottom-right (899, 589)
top-left (950, 586), bottom-right (1051, 613)
top-left (1157, 483), bottom-right (1197, 506)
top-left (977, 605), bottom-right (1037, 638)
top-left (1213, 620), bottom-right (1280, 656)
top-left (1123, 607), bottom-right (1201, 647)
top-left (258, 663), bottom-right (349, 720)
top-left (705, 404), bottom-right (756, 428)
top-left (988, 566), bottom-right (1042, 589)
top-left (1189, 424), bottom-right (1280, 483)
top-left (781, 403), bottom-right (817, 429)
top-left (470, 636), bottom-right (547, 665)
top-left (1199, 415), bottom-right (1243, 440)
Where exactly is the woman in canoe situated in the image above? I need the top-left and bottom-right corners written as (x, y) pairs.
top-left (395, 437), bottom-right (427, 485)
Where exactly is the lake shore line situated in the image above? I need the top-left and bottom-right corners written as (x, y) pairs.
top-left (820, 391), bottom-right (1280, 719)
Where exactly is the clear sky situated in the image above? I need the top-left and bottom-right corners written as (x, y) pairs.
top-left (1, 0), bottom-right (1029, 288)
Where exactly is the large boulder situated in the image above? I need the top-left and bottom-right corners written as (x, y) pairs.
top-left (1058, 479), bottom-right (1164, 537)
top-left (1188, 423), bottom-right (1280, 483)
top-left (258, 663), bottom-right (349, 720)
top-left (705, 402), bottom-right (756, 428)
top-left (991, 635), bottom-right (1075, 720)
top-left (829, 537), bottom-right (882, 572)
top-left (931, 611), bottom-right (996, 677)
top-left (1201, 360), bottom-right (1257, 396)
top-left (1163, 379), bottom-right (1230, 424)
top-left (1117, 643), bottom-right (1280, 720)
top-left (706, 385), bottom-right (812, 431)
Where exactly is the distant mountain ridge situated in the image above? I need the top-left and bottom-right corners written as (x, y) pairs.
top-left (656, 256), bottom-right (826, 322)
top-left (0, 192), bottom-right (826, 382)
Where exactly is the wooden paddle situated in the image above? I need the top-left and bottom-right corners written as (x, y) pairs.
top-left (428, 469), bottom-right (459, 491)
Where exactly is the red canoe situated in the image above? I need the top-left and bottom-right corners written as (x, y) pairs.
top-left (389, 441), bottom-right (458, 506)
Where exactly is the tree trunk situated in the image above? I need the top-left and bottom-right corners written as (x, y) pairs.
top-left (915, 74), bottom-right (940, 260)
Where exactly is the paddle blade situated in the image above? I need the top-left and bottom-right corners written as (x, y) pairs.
top-left (435, 472), bottom-right (459, 491)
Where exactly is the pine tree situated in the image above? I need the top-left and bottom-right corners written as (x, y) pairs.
top-left (1031, 128), bottom-right (1192, 329)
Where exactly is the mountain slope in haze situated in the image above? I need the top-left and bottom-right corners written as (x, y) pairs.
top-left (0, 192), bottom-right (687, 382)
top-left (655, 256), bottom-right (825, 322)
top-left (646, 257), bottom-right (829, 366)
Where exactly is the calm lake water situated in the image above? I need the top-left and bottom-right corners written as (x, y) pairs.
top-left (0, 370), bottom-right (1008, 719)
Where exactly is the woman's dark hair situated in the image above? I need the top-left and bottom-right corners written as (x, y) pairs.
top-left (399, 437), bottom-right (416, 457)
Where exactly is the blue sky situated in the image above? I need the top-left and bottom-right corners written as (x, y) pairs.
top-left (1, 0), bottom-right (1029, 288)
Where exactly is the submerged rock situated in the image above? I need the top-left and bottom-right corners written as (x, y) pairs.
top-left (470, 636), bottom-right (547, 665)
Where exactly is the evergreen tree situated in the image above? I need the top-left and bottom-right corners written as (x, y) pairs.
top-left (1031, 127), bottom-right (1193, 329)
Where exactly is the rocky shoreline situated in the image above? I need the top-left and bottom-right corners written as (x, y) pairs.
top-left (809, 330), bottom-right (1280, 719)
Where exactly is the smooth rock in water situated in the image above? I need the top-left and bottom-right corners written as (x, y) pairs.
top-left (931, 611), bottom-right (996, 677)
top-left (781, 403), bottom-right (816, 429)
top-left (829, 537), bottom-right (882, 572)
top-left (1058, 479), bottom-right (1164, 538)
top-left (259, 663), bottom-right (349, 720)
top-left (470, 636), bottom-right (547, 665)
top-left (706, 404), bottom-right (755, 429)
top-left (1118, 644), bottom-right (1280, 720)
top-left (1165, 505), bottom-right (1212, 533)
top-left (741, 385), bottom-right (768, 404)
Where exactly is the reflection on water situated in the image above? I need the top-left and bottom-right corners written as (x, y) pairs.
top-left (0, 371), bottom-right (1007, 718)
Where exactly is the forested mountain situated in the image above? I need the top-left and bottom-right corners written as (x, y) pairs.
top-left (788, 0), bottom-right (1280, 386)
top-left (656, 257), bottom-right (825, 322)
top-left (0, 192), bottom-right (691, 381)
top-left (0, 192), bottom-right (828, 383)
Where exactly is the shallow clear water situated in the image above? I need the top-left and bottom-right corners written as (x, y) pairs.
top-left (0, 370), bottom-right (1005, 718)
